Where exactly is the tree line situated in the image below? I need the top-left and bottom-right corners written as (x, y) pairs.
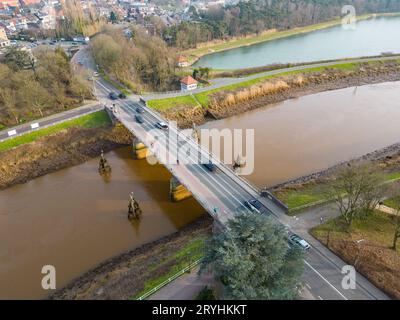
top-left (0, 46), bottom-right (92, 127)
top-left (91, 26), bottom-right (178, 92)
top-left (164, 0), bottom-right (400, 48)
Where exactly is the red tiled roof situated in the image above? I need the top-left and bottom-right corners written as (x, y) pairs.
top-left (180, 76), bottom-right (198, 85)
top-left (177, 55), bottom-right (188, 63)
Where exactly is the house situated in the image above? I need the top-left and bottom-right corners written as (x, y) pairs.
top-left (0, 26), bottom-right (10, 48)
top-left (180, 75), bottom-right (198, 92)
top-left (177, 55), bottom-right (189, 67)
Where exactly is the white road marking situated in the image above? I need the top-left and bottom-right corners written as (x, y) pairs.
top-left (305, 283), bottom-right (311, 290)
top-left (318, 295), bottom-right (324, 300)
top-left (304, 260), bottom-right (348, 300)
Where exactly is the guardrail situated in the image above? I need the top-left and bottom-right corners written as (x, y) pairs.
top-left (136, 258), bottom-right (203, 300)
top-left (0, 105), bottom-right (104, 143)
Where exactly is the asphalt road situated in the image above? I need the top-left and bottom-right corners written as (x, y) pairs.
top-left (93, 76), bottom-right (389, 300)
top-left (0, 45), bottom-right (390, 300)
top-left (0, 103), bottom-right (103, 143)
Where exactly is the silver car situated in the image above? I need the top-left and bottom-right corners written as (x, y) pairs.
top-left (289, 234), bottom-right (311, 250)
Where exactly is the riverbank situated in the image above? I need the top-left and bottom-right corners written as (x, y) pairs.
top-left (50, 215), bottom-right (212, 300)
top-left (184, 13), bottom-right (400, 65)
top-left (161, 59), bottom-right (400, 128)
top-left (271, 136), bottom-right (400, 213)
top-left (0, 123), bottom-right (132, 190)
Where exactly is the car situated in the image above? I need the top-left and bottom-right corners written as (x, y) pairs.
top-left (136, 107), bottom-right (145, 113)
top-left (202, 161), bottom-right (216, 172)
top-left (288, 234), bottom-right (311, 250)
top-left (156, 121), bottom-right (168, 130)
top-left (109, 92), bottom-right (118, 100)
top-left (118, 92), bottom-right (126, 99)
top-left (93, 72), bottom-right (99, 77)
top-left (243, 199), bottom-right (263, 213)
top-left (135, 115), bottom-right (144, 124)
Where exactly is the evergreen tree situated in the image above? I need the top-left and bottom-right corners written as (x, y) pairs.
top-left (201, 212), bottom-right (304, 300)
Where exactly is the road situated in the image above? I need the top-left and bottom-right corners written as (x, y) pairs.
top-left (0, 102), bottom-right (103, 143)
top-left (0, 45), bottom-right (391, 300)
top-left (93, 75), bottom-right (389, 300)
top-left (143, 54), bottom-right (400, 101)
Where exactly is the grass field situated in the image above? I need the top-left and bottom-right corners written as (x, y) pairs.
top-left (132, 236), bottom-right (205, 299)
top-left (147, 94), bottom-right (200, 110)
top-left (311, 210), bottom-right (399, 254)
top-left (274, 170), bottom-right (400, 213)
top-left (147, 60), bottom-right (363, 111)
top-left (0, 111), bottom-right (111, 153)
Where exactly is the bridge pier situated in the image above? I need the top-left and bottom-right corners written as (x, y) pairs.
top-left (133, 137), bottom-right (149, 160)
top-left (169, 177), bottom-right (192, 202)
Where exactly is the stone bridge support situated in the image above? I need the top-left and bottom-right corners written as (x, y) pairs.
top-left (169, 177), bottom-right (192, 202)
top-left (133, 137), bottom-right (148, 160)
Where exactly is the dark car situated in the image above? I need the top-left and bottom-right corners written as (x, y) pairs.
top-left (203, 161), bottom-right (216, 172)
top-left (136, 106), bottom-right (145, 113)
top-left (135, 115), bottom-right (144, 124)
top-left (244, 199), bottom-right (263, 213)
top-left (109, 92), bottom-right (118, 100)
top-left (118, 92), bottom-right (127, 99)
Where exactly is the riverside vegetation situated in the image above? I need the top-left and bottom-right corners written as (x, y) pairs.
top-left (150, 59), bottom-right (400, 128)
top-left (0, 46), bottom-right (92, 128)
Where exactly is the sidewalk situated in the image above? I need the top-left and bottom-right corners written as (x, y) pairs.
top-left (148, 267), bottom-right (214, 300)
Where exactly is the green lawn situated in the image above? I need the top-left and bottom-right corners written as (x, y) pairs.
top-left (0, 110), bottom-right (111, 153)
top-left (147, 94), bottom-right (199, 110)
top-left (311, 210), bottom-right (399, 254)
top-left (147, 60), bottom-right (364, 111)
top-left (383, 196), bottom-right (400, 209)
top-left (132, 237), bottom-right (205, 299)
top-left (274, 169), bottom-right (400, 213)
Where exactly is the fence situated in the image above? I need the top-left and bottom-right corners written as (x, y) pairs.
top-left (136, 258), bottom-right (203, 300)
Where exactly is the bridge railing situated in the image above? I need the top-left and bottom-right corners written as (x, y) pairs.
top-left (136, 258), bottom-right (203, 300)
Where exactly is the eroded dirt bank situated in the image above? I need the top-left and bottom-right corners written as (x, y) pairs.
top-left (270, 141), bottom-right (400, 194)
top-left (50, 215), bottom-right (212, 300)
top-left (0, 124), bottom-right (133, 190)
top-left (163, 61), bottom-right (400, 128)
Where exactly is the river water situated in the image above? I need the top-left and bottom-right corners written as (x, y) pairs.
top-left (1, 81), bottom-right (400, 299)
top-left (194, 16), bottom-right (400, 69)
top-left (201, 81), bottom-right (400, 187)
top-left (0, 148), bottom-right (204, 299)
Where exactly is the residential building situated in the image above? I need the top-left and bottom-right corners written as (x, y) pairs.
top-left (0, 26), bottom-right (11, 48)
top-left (177, 55), bottom-right (189, 67)
top-left (180, 75), bottom-right (198, 91)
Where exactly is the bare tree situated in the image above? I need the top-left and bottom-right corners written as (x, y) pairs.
top-left (326, 163), bottom-right (385, 227)
top-left (385, 188), bottom-right (400, 251)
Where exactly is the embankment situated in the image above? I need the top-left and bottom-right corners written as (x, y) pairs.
top-left (163, 60), bottom-right (400, 128)
top-left (0, 124), bottom-right (132, 190)
top-left (50, 215), bottom-right (212, 300)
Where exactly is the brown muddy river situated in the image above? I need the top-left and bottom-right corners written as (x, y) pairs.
top-left (0, 148), bottom-right (204, 299)
top-left (1, 81), bottom-right (400, 299)
top-left (201, 81), bottom-right (400, 187)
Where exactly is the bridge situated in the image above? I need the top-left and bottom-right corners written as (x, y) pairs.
top-left (93, 74), bottom-right (389, 301)
top-left (107, 100), bottom-right (288, 227)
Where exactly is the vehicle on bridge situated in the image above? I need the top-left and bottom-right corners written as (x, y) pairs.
top-left (156, 121), bottom-right (168, 130)
top-left (288, 234), bottom-right (311, 250)
top-left (202, 161), bottom-right (217, 172)
top-left (135, 115), bottom-right (144, 124)
top-left (109, 92), bottom-right (118, 100)
top-left (119, 93), bottom-right (127, 99)
top-left (244, 199), bottom-right (263, 213)
top-left (136, 106), bottom-right (145, 113)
